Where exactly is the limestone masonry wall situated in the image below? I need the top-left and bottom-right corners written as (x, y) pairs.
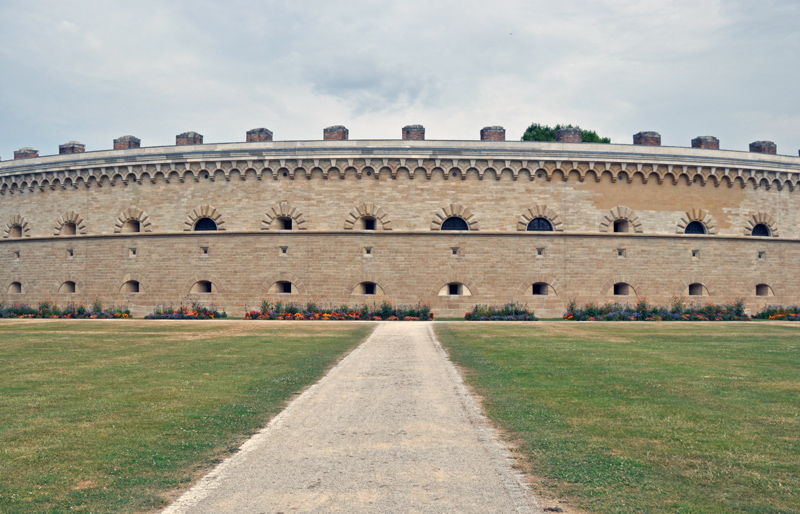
top-left (1, 132), bottom-right (799, 317)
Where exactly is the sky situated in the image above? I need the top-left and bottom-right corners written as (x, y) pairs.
top-left (1, 0), bottom-right (799, 159)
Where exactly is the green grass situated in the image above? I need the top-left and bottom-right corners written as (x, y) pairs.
top-left (0, 320), bottom-right (373, 514)
top-left (436, 322), bottom-right (800, 514)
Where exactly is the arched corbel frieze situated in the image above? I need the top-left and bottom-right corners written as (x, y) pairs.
top-left (261, 201), bottom-right (307, 230)
top-left (344, 203), bottom-right (392, 230)
top-left (517, 205), bottom-right (564, 232)
top-left (430, 204), bottom-right (479, 231)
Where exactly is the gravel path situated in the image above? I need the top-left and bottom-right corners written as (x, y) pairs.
top-left (162, 322), bottom-right (542, 513)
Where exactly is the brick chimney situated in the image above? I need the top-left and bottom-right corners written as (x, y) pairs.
top-left (480, 126), bottom-right (505, 141)
top-left (633, 131), bottom-right (661, 146)
top-left (59, 141), bottom-right (85, 154)
top-left (176, 131), bottom-right (203, 146)
top-left (749, 141), bottom-right (776, 154)
top-left (247, 128), bottom-right (273, 142)
top-left (324, 125), bottom-right (349, 140)
top-left (555, 127), bottom-right (582, 143)
top-left (691, 136), bottom-right (719, 150)
top-left (14, 147), bottom-right (38, 160)
top-left (402, 125), bottom-right (425, 140)
top-left (114, 135), bottom-right (141, 150)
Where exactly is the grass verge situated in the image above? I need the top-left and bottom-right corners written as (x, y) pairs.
top-left (435, 322), bottom-right (800, 514)
top-left (0, 319), bottom-right (373, 513)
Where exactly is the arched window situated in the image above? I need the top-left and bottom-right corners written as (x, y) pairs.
top-left (60, 281), bottom-right (77, 293)
top-left (8, 282), bottom-right (21, 294)
top-left (191, 280), bottom-right (213, 293)
top-left (61, 222), bottom-right (77, 236)
top-left (613, 219), bottom-right (629, 233)
top-left (751, 224), bottom-right (770, 237)
top-left (441, 217), bottom-right (469, 231)
top-left (532, 282), bottom-right (551, 295)
top-left (121, 280), bottom-right (140, 293)
top-left (688, 283), bottom-right (706, 296)
top-left (194, 218), bottom-right (217, 231)
top-left (613, 282), bottom-right (632, 296)
top-left (755, 284), bottom-right (773, 297)
top-left (9, 226), bottom-right (22, 238)
top-left (438, 283), bottom-right (472, 296)
top-left (122, 220), bottom-right (140, 233)
top-left (527, 218), bottom-right (553, 232)
top-left (352, 282), bottom-right (384, 295)
top-left (685, 221), bottom-right (706, 234)
top-left (268, 281), bottom-right (294, 294)
top-left (278, 217), bottom-right (293, 230)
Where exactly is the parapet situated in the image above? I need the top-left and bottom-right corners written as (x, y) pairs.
top-left (176, 132), bottom-right (203, 146)
top-left (750, 141), bottom-right (776, 154)
top-left (633, 131), bottom-right (661, 146)
top-left (324, 126), bottom-right (349, 140)
top-left (480, 126), bottom-right (505, 141)
top-left (247, 128), bottom-right (273, 142)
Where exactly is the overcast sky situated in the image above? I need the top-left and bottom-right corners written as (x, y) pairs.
top-left (1, 0), bottom-right (799, 159)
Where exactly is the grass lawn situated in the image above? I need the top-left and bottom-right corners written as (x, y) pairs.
top-left (436, 322), bottom-right (800, 514)
top-left (0, 319), bottom-right (373, 514)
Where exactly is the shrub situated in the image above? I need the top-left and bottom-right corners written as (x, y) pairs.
top-left (564, 297), bottom-right (749, 321)
top-left (243, 300), bottom-right (434, 321)
top-left (464, 303), bottom-right (537, 321)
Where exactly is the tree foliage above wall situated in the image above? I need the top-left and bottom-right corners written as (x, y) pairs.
top-left (521, 123), bottom-right (611, 143)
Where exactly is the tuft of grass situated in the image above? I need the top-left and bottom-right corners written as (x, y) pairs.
top-left (436, 322), bottom-right (800, 514)
top-left (0, 320), bottom-right (372, 514)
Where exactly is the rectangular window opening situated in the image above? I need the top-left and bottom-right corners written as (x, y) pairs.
top-left (451, 247), bottom-right (459, 256)
top-left (617, 248), bottom-right (626, 258)
top-left (448, 283), bottom-right (460, 295)
top-left (129, 247), bottom-right (137, 258)
top-left (201, 246), bottom-right (209, 255)
top-left (363, 282), bottom-right (376, 295)
top-left (67, 249), bottom-right (74, 258)
top-left (363, 218), bottom-right (376, 230)
top-left (364, 246), bottom-right (372, 256)
top-left (536, 248), bottom-right (545, 257)
top-left (13, 250), bottom-right (20, 260)
top-left (692, 250), bottom-right (699, 258)
top-left (758, 251), bottom-right (766, 259)
top-left (279, 246), bottom-right (288, 255)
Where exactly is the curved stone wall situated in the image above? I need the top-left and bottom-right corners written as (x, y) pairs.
top-left (1, 139), bottom-right (799, 317)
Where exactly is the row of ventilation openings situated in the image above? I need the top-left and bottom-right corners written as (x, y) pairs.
top-left (5, 280), bottom-right (776, 298)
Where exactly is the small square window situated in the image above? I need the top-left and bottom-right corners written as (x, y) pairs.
top-left (67, 249), bottom-right (74, 258)
top-left (13, 251), bottom-right (20, 260)
top-left (279, 246), bottom-right (288, 255)
top-left (363, 282), bottom-right (376, 295)
top-left (692, 250), bottom-right (699, 258)
top-left (617, 248), bottom-right (626, 258)
top-left (363, 218), bottom-right (376, 230)
top-left (448, 283), bottom-right (460, 295)
top-left (201, 246), bottom-right (209, 255)
top-left (364, 246), bottom-right (373, 256)
top-left (451, 247), bottom-right (459, 256)
top-left (758, 251), bottom-right (766, 259)
top-left (129, 247), bottom-right (137, 258)
top-left (536, 248), bottom-right (545, 257)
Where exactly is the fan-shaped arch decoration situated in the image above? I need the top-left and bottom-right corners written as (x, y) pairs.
top-left (4, 214), bottom-right (31, 238)
top-left (430, 204), bottom-right (479, 231)
top-left (598, 206), bottom-right (643, 233)
top-left (184, 205), bottom-right (225, 231)
top-left (344, 273), bottom-right (390, 296)
top-left (517, 205), bottom-right (564, 232)
top-left (677, 209), bottom-right (716, 235)
top-left (54, 211), bottom-right (87, 235)
top-left (344, 203), bottom-right (392, 230)
top-left (430, 275), bottom-right (478, 296)
top-left (114, 208), bottom-right (152, 233)
top-left (599, 275), bottom-right (645, 297)
top-left (744, 212), bottom-right (778, 237)
top-left (261, 201), bottom-right (307, 230)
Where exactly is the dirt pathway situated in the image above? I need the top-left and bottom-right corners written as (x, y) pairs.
top-left (162, 322), bottom-right (542, 513)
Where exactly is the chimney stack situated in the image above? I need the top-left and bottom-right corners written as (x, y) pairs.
top-left (402, 125), bottom-right (425, 140)
top-left (114, 135), bottom-right (141, 150)
top-left (749, 141), bottom-right (776, 154)
top-left (480, 126), bottom-right (505, 141)
top-left (633, 131), bottom-right (661, 146)
top-left (555, 127), bottom-right (582, 143)
top-left (247, 128), bottom-right (273, 142)
top-left (176, 131), bottom-right (203, 146)
top-left (14, 147), bottom-right (38, 160)
top-left (324, 125), bottom-right (349, 140)
top-left (59, 141), bottom-right (85, 154)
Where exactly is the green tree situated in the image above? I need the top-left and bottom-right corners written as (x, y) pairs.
top-left (521, 123), bottom-right (610, 143)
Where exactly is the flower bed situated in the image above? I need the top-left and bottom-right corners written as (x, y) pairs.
top-left (244, 300), bottom-right (433, 321)
top-left (464, 303), bottom-right (537, 321)
top-left (145, 303), bottom-right (226, 319)
top-left (0, 300), bottom-right (130, 319)
top-left (752, 306), bottom-right (800, 321)
top-left (564, 297), bottom-right (749, 321)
